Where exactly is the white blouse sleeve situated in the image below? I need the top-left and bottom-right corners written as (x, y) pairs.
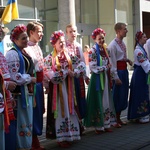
top-left (70, 55), bottom-right (86, 78)
top-left (107, 45), bottom-right (118, 79)
top-left (5, 50), bottom-right (31, 85)
top-left (43, 54), bottom-right (68, 85)
top-left (134, 48), bottom-right (150, 73)
top-left (88, 48), bottom-right (106, 74)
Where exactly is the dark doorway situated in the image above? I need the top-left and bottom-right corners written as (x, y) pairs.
top-left (143, 12), bottom-right (150, 38)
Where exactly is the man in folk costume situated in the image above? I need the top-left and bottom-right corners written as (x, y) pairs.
top-left (65, 24), bottom-right (89, 134)
top-left (107, 22), bottom-right (132, 126)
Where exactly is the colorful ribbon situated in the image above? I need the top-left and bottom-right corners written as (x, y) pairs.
top-left (13, 44), bottom-right (28, 108)
top-left (147, 73), bottom-right (150, 84)
top-left (0, 69), bottom-right (10, 133)
top-left (51, 48), bottom-right (74, 118)
top-left (96, 43), bottom-right (104, 91)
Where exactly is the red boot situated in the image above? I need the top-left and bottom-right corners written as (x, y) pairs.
top-left (31, 135), bottom-right (45, 150)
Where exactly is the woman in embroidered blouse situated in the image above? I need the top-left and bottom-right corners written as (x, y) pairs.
top-left (44, 30), bottom-right (86, 148)
top-left (1, 50), bottom-right (17, 150)
top-left (5, 24), bottom-right (36, 150)
top-left (25, 21), bottom-right (45, 150)
top-left (0, 25), bottom-right (17, 150)
top-left (128, 31), bottom-right (150, 123)
top-left (84, 28), bottom-right (117, 134)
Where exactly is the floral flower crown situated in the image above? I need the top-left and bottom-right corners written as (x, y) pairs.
top-left (10, 24), bottom-right (27, 42)
top-left (135, 31), bottom-right (144, 42)
top-left (91, 28), bottom-right (106, 40)
top-left (50, 30), bottom-right (65, 46)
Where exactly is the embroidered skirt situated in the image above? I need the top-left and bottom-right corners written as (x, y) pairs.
top-left (128, 65), bottom-right (150, 120)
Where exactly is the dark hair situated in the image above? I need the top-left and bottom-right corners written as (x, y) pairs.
top-left (134, 31), bottom-right (145, 49)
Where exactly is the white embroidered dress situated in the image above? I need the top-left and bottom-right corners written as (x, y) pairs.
top-left (44, 51), bottom-right (85, 142)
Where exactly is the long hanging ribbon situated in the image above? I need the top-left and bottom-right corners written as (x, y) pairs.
top-left (55, 55), bottom-right (65, 118)
top-left (100, 52), bottom-right (104, 90)
top-left (64, 50), bottom-right (73, 114)
top-left (51, 54), bottom-right (58, 118)
top-left (13, 44), bottom-right (28, 108)
top-left (103, 43), bottom-right (112, 88)
top-left (33, 69), bottom-right (36, 107)
top-left (51, 48), bottom-right (74, 117)
top-left (59, 84), bottom-right (65, 117)
top-left (147, 73), bottom-right (150, 85)
top-left (0, 69), bottom-right (10, 133)
top-left (95, 43), bottom-right (104, 91)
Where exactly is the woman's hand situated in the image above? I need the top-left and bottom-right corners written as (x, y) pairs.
top-left (45, 88), bottom-right (49, 94)
top-left (115, 78), bottom-right (122, 85)
top-left (8, 81), bottom-right (17, 91)
top-left (107, 64), bottom-right (111, 69)
top-left (31, 77), bottom-right (36, 84)
top-left (68, 69), bottom-right (74, 77)
top-left (85, 76), bottom-right (90, 85)
top-left (127, 59), bottom-right (133, 66)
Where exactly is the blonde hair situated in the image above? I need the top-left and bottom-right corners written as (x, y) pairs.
top-left (114, 22), bottom-right (126, 32)
top-left (27, 21), bottom-right (43, 37)
top-left (66, 24), bottom-right (77, 33)
top-left (84, 45), bottom-right (89, 49)
top-left (84, 45), bottom-right (89, 52)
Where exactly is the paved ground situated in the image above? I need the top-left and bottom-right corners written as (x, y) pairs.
top-left (39, 110), bottom-right (150, 150)
top-left (39, 71), bottom-right (150, 150)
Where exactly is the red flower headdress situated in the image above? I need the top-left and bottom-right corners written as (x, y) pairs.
top-left (91, 28), bottom-right (106, 40)
top-left (10, 24), bottom-right (27, 42)
top-left (50, 30), bottom-right (65, 46)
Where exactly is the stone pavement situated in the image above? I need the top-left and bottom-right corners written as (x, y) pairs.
top-left (39, 110), bottom-right (150, 150)
top-left (39, 70), bottom-right (150, 150)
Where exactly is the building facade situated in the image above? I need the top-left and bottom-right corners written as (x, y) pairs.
top-left (0, 0), bottom-right (150, 68)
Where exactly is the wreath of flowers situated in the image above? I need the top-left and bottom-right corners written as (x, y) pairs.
top-left (91, 28), bottom-right (106, 40)
top-left (10, 24), bottom-right (27, 42)
top-left (50, 30), bottom-right (65, 46)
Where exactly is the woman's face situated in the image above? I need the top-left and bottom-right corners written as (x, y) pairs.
top-left (14, 32), bottom-right (28, 49)
top-left (95, 34), bottom-right (105, 47)
top-left (139, 34), bottom-right (147, 45)
top-left (30, 26), bottom-right (43, 42)
top-left (54, 36), bottom-right (65, 53)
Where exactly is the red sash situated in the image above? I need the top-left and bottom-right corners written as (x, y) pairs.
top-left (36, 71), bottom-right (43, 83)
top-left (117, 61), bottom-right (127, 70)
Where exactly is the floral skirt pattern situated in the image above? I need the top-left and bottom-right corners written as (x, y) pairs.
top-left (84, 73), bottom-right (116, 128)
top-left (128, 65), bottom-right (150, 120)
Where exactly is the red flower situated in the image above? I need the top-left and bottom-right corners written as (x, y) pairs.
top-left (137, 52), bottom-right (142, 56)
top-left (19, 131), bottom-right (25, 136)
top-left (89, 58), bottom-right (92, 62)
